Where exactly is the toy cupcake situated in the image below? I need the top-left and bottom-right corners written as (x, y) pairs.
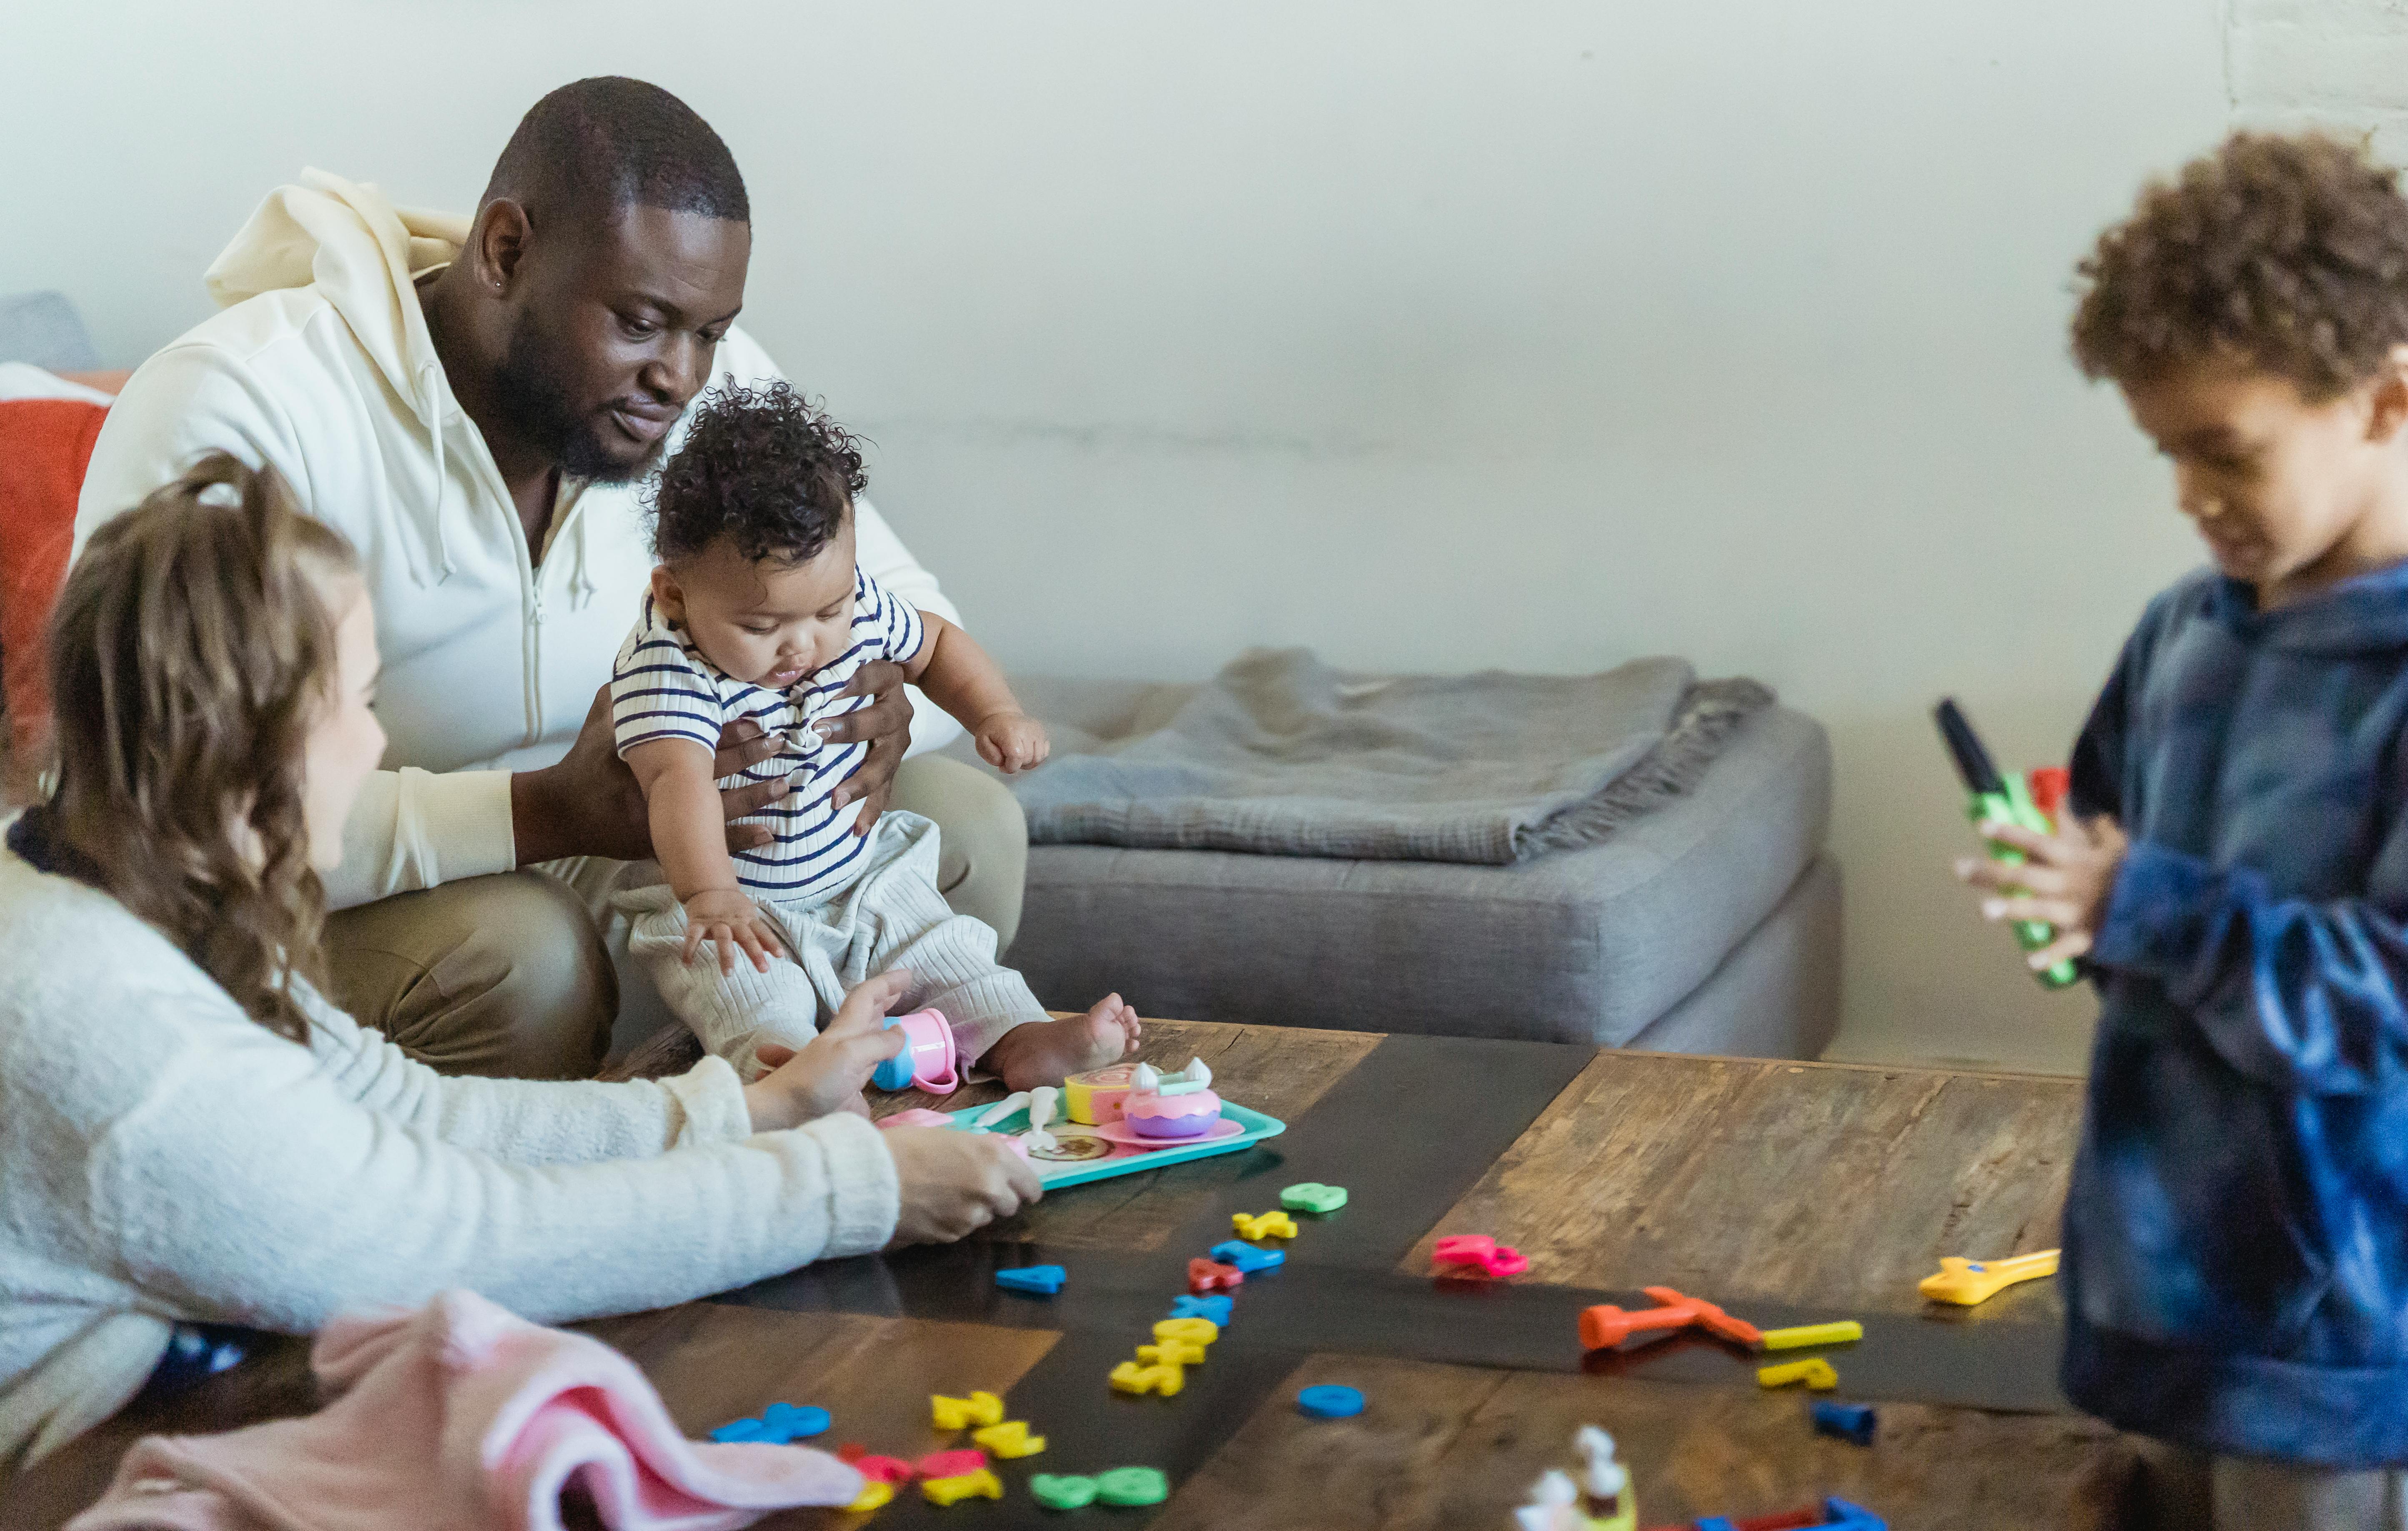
top-left (1120, 1060), bottom-right (1222, 1141)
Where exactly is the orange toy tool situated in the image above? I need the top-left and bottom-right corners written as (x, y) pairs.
top-left (1579, 1286), bottom-right (1763, 1351)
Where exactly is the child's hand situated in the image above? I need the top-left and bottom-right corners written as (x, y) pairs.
top-left (975, 710), bottom-right (1050, 774)
top-left (744, 971), bottom-right (915, 1131)
top-left (1954, 814), bottom-right (2130, 973)
top-left (680, 887), bottom-right (785, 976)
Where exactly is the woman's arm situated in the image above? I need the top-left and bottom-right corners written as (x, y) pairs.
top-left (315, 968), bottom-right (917, 1161)
top-left (91, 1016), bottom-right (900, 1331)
top-left (308, 1000), bottom-right (755, 1164)
top-left (2, 885), bottom-right (1033, 1338)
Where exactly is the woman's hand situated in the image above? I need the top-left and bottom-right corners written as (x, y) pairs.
top-left (882, 1128), bottom-right (1043, 1246)
top-left (1955, 814), bottom-right (2130, 973)
top-left (974, 711), bottom-right (1051, 774)
top-left (744, 971), bottom-right (915, 1131)
top-left (680, 888), bottom-right (784, 975)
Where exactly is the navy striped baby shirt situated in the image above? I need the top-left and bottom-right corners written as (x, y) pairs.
top-left (609, 568), bottom-right (927, 902)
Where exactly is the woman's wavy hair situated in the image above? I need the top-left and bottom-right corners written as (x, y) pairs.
top-left (44, 453), bottom-right (360, 1042)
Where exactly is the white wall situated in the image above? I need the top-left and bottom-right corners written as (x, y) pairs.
top-left (2232, 0), bottom-right (2408, 155)
top-left (0, 2), bottom-right (2233, 1070)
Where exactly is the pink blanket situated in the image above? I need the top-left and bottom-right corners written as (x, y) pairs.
top-left (67, 1291), bottom-right (862, 1531)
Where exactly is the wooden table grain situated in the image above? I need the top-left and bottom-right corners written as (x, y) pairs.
top-left (1155, 1354), bottom-right (2130, 1531)
top-left (5, 1022), bottom-right (2108, 1531)
top-left (1407, 1051), bottom-right (2080, 1321)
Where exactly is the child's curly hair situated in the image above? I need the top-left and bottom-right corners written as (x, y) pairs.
top-left (649, 380), bottom-right (867, 565)
top-left (2072, 131), bottom-right (2408, 398)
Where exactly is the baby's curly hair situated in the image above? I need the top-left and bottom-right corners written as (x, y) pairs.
top-left (649, 380), bottom-right (867, 565)
top-left (2071, 131), bottom-right (2408, 398)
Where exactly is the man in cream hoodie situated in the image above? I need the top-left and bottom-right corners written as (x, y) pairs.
top-left (75, 78), bottom-right (1027, 1079)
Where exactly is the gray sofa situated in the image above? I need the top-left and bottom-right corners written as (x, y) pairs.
top-left (952, 676), bottom-right (1840, 1058)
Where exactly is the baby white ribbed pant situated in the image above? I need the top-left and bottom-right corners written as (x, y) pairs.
top-left (609, 811), bottom-right (1044, 1079)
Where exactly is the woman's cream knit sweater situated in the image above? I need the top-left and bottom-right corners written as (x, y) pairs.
top-left (0, 848), bottom-right (900, 1468)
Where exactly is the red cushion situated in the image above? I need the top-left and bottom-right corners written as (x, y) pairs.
top-left (0, 398), bottom-right (108, 760)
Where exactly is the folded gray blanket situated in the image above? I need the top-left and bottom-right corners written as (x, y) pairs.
top-left (1011, 648), bottom-right (1774, 865)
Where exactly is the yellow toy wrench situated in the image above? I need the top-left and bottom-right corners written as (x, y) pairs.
top-left (1918, 1249), bottom-right (2060, 1306)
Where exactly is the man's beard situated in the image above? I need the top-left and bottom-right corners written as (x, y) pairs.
top-left (489, 310), bottom-right (663, 484)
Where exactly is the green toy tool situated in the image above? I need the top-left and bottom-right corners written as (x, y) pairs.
top-left (1934, 697), bottom-right (2079, 988)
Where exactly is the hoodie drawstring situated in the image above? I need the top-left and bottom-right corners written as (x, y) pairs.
top-left (569, 518), bottom-right (600, 610)
top-left (414, 358), bottom-right (455, 587)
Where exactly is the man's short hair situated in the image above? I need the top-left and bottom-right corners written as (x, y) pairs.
top-left (2071, 131), bottom-right (2408, 398)
top-left (484, 76), bottom-right (749, 227)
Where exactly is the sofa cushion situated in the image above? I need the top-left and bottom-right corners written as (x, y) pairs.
top-left (0, 397), bottom-right (108, 762)
top-left (1623, 853), bottom-right (1842, 1058)
top-left (985, 685), bottom-right (1830, 1047)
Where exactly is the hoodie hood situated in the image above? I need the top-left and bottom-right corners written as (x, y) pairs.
top-left (205, 169), bottom-right (466, 411)
top-left (2200, 558), bottom-right (2408, 658)
top-left (205, 170), bottom-right (473, 586)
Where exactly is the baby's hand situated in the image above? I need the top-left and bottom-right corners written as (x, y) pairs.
top-left (681, 887), bottom-right (785, 976)
top-left (1954, 814), bottom-right (2129, 973)
top-left (975, 711), bottom-right (1051, 774)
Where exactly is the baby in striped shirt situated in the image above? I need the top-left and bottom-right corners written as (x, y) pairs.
top-left (607, 381), bottom-right (1140, 1093)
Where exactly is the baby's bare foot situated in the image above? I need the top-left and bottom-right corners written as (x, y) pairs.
top-left (982, 996), bottom-right (1143, 1091)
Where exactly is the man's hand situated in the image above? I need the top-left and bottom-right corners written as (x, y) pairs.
top-left (1955, 814), bottom-right (2130, 973)
top-left (511, 685), bottom-right (803, 865)
top-left (680, 887), bottom-right (784, 975)
top-left (744, 971), bottom-right (914, 1131)
top-left (817, 660), bottom-right (914, 836)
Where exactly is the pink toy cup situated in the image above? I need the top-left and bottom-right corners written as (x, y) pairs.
top-left (872, 1008), bottom-right (960, 1094)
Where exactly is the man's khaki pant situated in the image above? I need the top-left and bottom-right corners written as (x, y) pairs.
top-left (323, 755), bottom-right (1027, 1079)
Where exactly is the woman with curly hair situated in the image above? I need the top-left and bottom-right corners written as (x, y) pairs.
top-left (0, 454), bottom-right (1040, 1466)
top-left (604, 380), bottom-right (1140, 1091)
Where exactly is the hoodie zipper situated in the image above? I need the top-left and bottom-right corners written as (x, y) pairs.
top-left (520, 484), bottom-right (596, 751)
top-left (501, 456), bottom-right (546, 752)
top-left (529, 583), bottom-right (546, 740)
top-left (413, 373), bottom-right (547, 755)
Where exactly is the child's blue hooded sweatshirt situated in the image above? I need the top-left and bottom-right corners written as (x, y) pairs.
top-left (2066, 561), bottom-right (2408, 1467)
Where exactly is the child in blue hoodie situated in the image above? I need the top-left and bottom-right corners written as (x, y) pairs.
top-left (1958, 133), bottom-right (2408, 1528)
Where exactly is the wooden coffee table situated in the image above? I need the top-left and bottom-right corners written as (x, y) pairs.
top-left (4, 1020), bottom-right (2108, 1530)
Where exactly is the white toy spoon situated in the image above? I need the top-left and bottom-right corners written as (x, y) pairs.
top-left (1021, 1086), bottom-right (1060, 1153)
top-left (974, 1092), bottom-right (1031, 1131)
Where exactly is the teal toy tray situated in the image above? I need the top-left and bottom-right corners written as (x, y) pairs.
top-left (935, 1098), bottom-right (1286, 1190)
